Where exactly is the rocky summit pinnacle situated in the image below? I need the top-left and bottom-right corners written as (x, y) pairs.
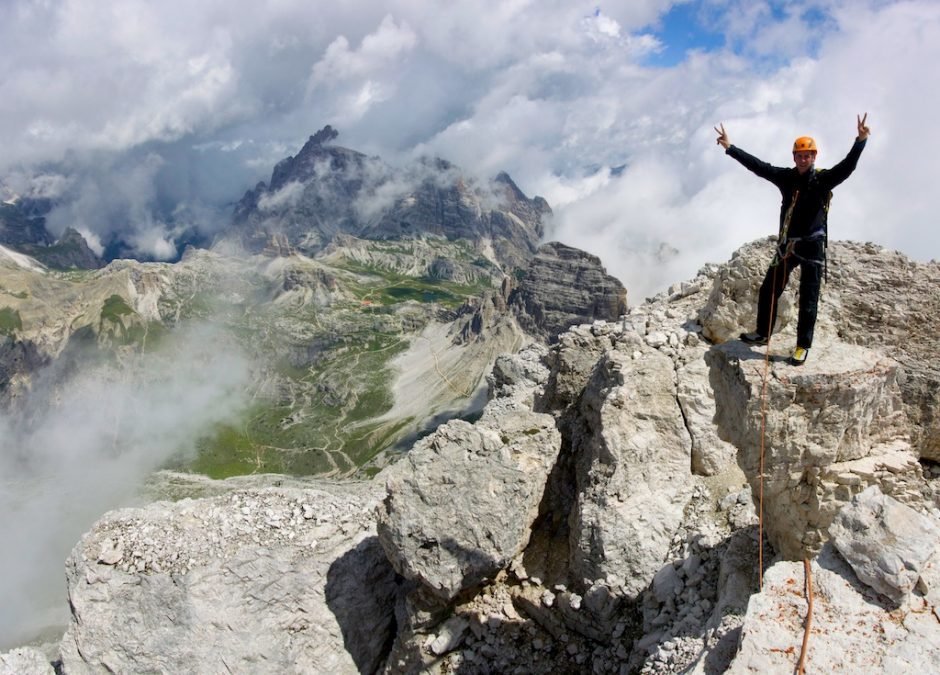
top-left (308, 124), bottom-right (339, 147)
top-left (27, 238), bottom-right (939, 675)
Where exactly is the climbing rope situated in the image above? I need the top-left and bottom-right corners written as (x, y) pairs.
top-left (757, 193), bottom-right (799, 577)
top-left (756, 258), bottom-right (782, 589)
top-left (797, 557), bottom-right (815, 675)
top-left (755, 242), bottom-right (816, 672)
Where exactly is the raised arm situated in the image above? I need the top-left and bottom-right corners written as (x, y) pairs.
top-left (821, 113), bottom-right (870, 188)
top-left (716, 123), bottom-right (788, 184)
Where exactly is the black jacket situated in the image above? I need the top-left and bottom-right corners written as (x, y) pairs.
top-left (726, 138), bottom-right (866, 240)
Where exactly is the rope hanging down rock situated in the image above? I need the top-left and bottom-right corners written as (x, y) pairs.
top-left (756, 254), bottom-right (815, 674)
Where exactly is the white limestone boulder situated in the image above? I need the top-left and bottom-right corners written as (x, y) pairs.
top-left (829, 485), bottom-right (940, 603)
top-left (0, 647), bottom-right (54, 675)
top-left (59, 484), bottom-right (396, 675)
top-left (376, 402), bottom-right (561, 602)
top-left (728, 545), bottom-right (940, 674)
top-left (569, 346), bottom-right (694, 597)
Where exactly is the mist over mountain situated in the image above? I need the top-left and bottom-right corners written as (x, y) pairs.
top-left (1, 125), bottom-right (554, 275)
top-left (0, 323), bottom-right (253, 645)
top-left (3, 2), bottom-right (939, 304)
top-left (0, 147), bottom-right (228, 265)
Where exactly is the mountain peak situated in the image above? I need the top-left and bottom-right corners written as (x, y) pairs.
top-left (303, 125), bottom-right (340, 151)
top-left (232, 131), bottom-right (548, 271)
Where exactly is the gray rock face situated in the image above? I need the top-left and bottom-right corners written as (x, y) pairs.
top-left (234, 126), bottom-right (373, 251)
top-left (707, 339), bottom-right (925, 559)
top-left (539, 321), bottom-right (620, 412)
top-left (376, 402), bottom-right (561, 602)
top-left (569, 344), bottom-right (693, 597)
top-left (509, 241), bottom-right (627, 343)
top-left (829, 485), bottom-right (940, 603)
top-left (0, 647), bottom-right (54, 675)
top-left (1, 203), bottom-right (100, 270)
top-left (826, 242), bottom-right (940, 462)
top-left (677, 349), bottom-right (737, 476)
top-left (0, 335), bottom-right (47, 408)
top-left (21, 228), bottom-right (101, 270)
top-left (59, 483), bottom-right (398, 675)
top-left (365, 170), bottom-right (548, 273)
top-left (487, 343), bottom-right (551, 404)
top-left (698, 237), bottom-right (790, 344)
top-left (0, 201), bottom-right (52, 249)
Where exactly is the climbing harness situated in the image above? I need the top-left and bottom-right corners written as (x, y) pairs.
top-left (773, 173), bottom-right (833, 279)
top-left (774, 194), bottom-right (822, 263)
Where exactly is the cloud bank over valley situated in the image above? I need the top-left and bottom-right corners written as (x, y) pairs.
top-left (0, 324), bottom-right (251, 647)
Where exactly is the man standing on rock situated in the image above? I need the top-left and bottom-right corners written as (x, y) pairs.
top-left (715, 115), bottom-right (870, 365)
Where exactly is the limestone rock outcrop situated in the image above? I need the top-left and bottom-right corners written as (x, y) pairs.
top-left (698, 237), bottom-right (789, 344)
top-left (8, 237), bottom-right (940, 675)
top-left (677, 353), bottom-right (738, 476)
top-left (568, 341), bottom-right (694, 597)
top-left (700, 238), bottom-right (940, 463)
top-left (826, 242), bottom-right (940, 463)
top-left (707, 339), bottom-right (925, 559)
top-left (0, 647), bottom-right (55, 675)
top-left (829, 485), bottom-right (940, 604)
top-left (59, 482), bottom-right (398, 675)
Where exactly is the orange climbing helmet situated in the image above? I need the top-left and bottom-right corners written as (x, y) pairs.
top-left (793, 136), bottom-right (818, 153)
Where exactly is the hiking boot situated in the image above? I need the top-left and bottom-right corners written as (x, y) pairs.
top-left (740, 332), bottom-right (768, 345)
top-left (790, 346), bottom-right (809, 366)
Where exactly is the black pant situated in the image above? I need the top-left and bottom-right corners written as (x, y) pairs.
top-left (755, 239), bottom-right (824, 349)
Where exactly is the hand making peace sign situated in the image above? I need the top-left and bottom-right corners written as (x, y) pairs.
top-left (714, 123), bottom-right (730, 149)
top-left (857, 113), bottom-right (871, 141)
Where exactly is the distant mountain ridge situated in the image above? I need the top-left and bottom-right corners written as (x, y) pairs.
top-left (232, 125), bottom-right (550, 273)
top-left (1, 126), bottom-right (549, 276)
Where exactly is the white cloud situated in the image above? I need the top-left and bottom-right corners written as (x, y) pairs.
top-left (539, 1), bottom-right (940, 297)
top-left (308, 14), bottom-right (417, 85)
top-left (257, 180), bottom-right (306, 212)
top-left (127, 227), bottom-right (180, 260)
top-left (305, 15), bottom-right (417, 122)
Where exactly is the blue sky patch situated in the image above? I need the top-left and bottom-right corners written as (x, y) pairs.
top-left (645, 2), bottom-right (724, 67)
